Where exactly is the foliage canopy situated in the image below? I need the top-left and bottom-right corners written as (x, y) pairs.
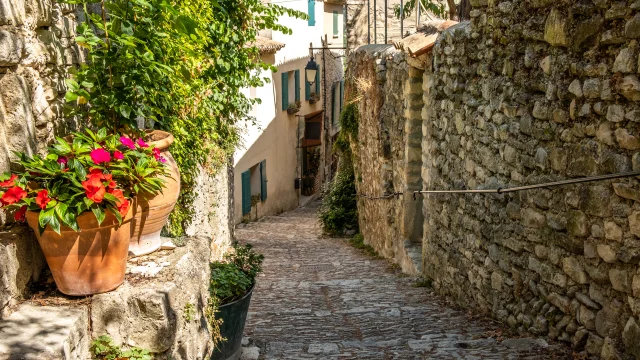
top-left (62, 0), bottom-right (306, 235)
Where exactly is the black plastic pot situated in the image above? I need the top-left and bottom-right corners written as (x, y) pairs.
top-left (211, 285), bottom-right (254, 360)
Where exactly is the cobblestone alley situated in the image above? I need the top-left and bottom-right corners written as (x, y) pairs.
top-left (235, 203), bottom-right (572, 359)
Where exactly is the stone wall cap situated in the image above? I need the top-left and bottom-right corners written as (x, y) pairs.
top-left (394, 20), bottom-right (459, 57)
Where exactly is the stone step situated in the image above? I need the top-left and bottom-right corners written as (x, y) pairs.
top-left (0, 304), bottom-right (89, 360)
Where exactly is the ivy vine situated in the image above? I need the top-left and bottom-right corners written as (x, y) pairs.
top-left (61, 0), bottom-right (307, 235)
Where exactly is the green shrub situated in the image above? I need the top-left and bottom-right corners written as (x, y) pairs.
top-left (90, 335), bottom-right (151, 360)
top-left (209, 242), bottom-right (264, 305)
top-left (319, 155), bottom-right (358, 235)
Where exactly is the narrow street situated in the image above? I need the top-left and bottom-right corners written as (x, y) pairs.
top-left (236, 203), bottom-right (571, 360)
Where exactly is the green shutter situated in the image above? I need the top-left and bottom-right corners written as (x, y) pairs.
top-left (340, 80), bottom-right (344, 109)
top-left (281, 72), bottom-right (288, 110)
top-left (308, 0), bottom-right (315, 26)
top-left (260, 160), bottom-right (267, 202)
top-left (333, 11), bottom-right (338, 35)
top-left (294, 70), bottom-right (300, 102)
top-left (241, 170), bottom-right (251, 215)
top-left (315, 67), bottom-right (320, 95)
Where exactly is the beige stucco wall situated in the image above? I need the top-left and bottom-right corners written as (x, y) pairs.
top-left (234, 56), bottom-right (324, 224)
top-left (324, 3), bottom-right (344, 47)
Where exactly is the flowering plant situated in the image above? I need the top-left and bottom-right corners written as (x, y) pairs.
top-left (0, 128), bottom-right (168, 234)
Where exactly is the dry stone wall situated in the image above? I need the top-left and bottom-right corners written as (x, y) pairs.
top-left (347, 45), bottom-right (423, 274)
top-left (422, 1), bottom-right (640, 358)
top-left (0, 0), bottom-right (81, 318)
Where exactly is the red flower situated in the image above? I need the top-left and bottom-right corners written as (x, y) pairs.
top-left (90, 148), bottom-right (111, 164)
top-left (108, 188), bottom-right (130, 217)
top-left (152, 147), bottom-right (161, 160)
top-left (136, 138), bottom-right (149, 148)
top-left (35, 190), bottom-right (51, 210)
top-left (113, 151), bottom-right (124, 160)
top-left (1, 186), bottom-right (27, 205)
top-left (14, 206), bottom-right (27, 222)
top-left (103, 174), bottom-right (116, 189)
top-left (57, 156), bottom-right (68, 165)
top-left (82, 174), bottom-right (106, 203)
top-left (0, 174), bottom-right (18, 188)
top-left (120, 136), bottom-right (135, 150)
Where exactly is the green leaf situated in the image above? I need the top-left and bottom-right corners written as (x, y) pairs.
top-left (91, 205), bottom-right (106, 225)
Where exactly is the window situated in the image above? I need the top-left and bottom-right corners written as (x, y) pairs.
top-left (281, 70), bottom-right (300, 111)
top-left (333, 10), bottom-right (338, 38)
top-left (241, 160), bottom-right (267, 215)
top-left (308, 0), bottom-right (315, 26)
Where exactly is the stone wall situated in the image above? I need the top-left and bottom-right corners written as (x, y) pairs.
top-left (0, 0), bottom-right (81, 318)
top-left (348, 0), bottom-right (640, 357)
top-left (422, 2), bottom-right (640, 358)
top-left (347, 45), bottom-right (423, 274)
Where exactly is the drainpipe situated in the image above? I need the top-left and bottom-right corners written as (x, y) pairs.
top-left (400, 0), bottom-right (403, 38)
top-left (373, 0), bottom-right (376, 44)
top-left (367, 0), bottom-right (370, 44)
top-left (384, 0), bottom-right (387, 44)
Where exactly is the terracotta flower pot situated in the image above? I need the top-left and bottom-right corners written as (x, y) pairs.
top-left (25, 208), bottom-right (133, 296)
top-left (129, 130), bottom-right (181, 257)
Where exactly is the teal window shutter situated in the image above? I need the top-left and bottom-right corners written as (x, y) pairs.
top-left (340, 80), bottom-right (344, 109)
top-left (305, 70), bottom-right (311, 100)
top-left (260, 160), bottom-right (267, 202)
top-left (294, 70), bottom-right (300, 101)
top-left (281, 72), bottom-right (289, 110)
top-left (315, 67), bottom-right (320, 95)
top-left (333, 11), bottom-right (338, 36)
top-left (308, 0), bottom-right (315, 26)
top-left (241, 170), bottom-right (251, 215)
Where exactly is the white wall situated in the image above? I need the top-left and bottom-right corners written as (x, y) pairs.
top-left (272, 0), bottom-right (325, 65)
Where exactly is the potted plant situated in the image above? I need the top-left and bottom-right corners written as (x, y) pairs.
top-left (309, 92), bottom-right (321, 104)
top-left (287, 100), bottom-right (302, 115)
top-left (128, 130), bottom-right (181, 256)
top-left (0, 128), bottom-right (167, 296)
top-left (209, 242), bottom-right (264, 360)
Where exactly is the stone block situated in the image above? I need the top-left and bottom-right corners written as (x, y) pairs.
top-left (91, 236), bottom-right (214, 358)
top-left (613, 183), bottom-right (640, 202)
top-left (0, 304), bottom-right (89, 359)
top-left (0, 0), bottom-right (25, 25)
top-left (596, 300), bottom-right (624, 338)
top-left (633, 275), bottom-right (640, 298)
top-left (604, 221), bottom-right (622, 242)
top-left (0, 31), bottom-right (23, 66)
top-left (610, 269), bottom-right (632, 294)
top-left (562, 257), bottom-right (588, 284)
top-left (615, 128), bottom-right (640, 150)
top-left (617, 75), bottom-right (640, 101)
top-left (629, 212), bottom-right (640, 237)
top-left (626, 14), bottom-right (640, 38)
top-left (613, 48), bottom-right (636, 73)
top-left (578, 305), bottom-right (597, 330)
top-left (544, 8), bottom-right (569, 47)
top-left (0, 73), bottom-right (37, 173)
top-left (566, 210), bottom-right (588, 237)
top-left (0, 226), bottom-right (45, 318)
top-left (623, 317), bottom-right (640, 358)
top-left (597, 244), bottom-right (618, 263)
top-left (521, 208), bottom-right (546, 228)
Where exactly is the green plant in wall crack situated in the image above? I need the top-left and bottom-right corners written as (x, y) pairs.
top-left (90, 335), bottom-right (152, 360)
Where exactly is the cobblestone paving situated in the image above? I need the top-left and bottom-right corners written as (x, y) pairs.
top-left (236, 203), bottom-right (572, 360)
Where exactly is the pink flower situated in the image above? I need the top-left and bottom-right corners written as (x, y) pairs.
top-left (90, 148), bottom-right (111, 164)
top-left (57, 156), bottom-right (68, 165)
top-left (120, 136), bottom-right (135, 150)
top-left (113, 151), bottom-right (124, 160)
top-left (136, 138), bottom-right (149, 148)
top-left (152, 148), bottom-right (161, 160)
top-left (159, 156), bottom-right (167, 163)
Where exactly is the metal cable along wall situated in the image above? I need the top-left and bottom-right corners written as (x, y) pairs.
top-left (355, 170), bottom-right (640, 200)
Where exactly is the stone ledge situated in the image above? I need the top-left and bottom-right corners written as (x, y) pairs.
top-left (0, 235), bottom-right (218, 360)
top-left (0, 304), bottom-right (88, 360)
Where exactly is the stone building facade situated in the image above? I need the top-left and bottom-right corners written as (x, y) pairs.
top-left (347, 45), bottom-right (424, 275)
top-left (347, 1), bottom-right (640, 358)
top-left (0, 0), bottom-right (234, 358)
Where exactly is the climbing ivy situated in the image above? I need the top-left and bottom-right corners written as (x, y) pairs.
top-left (320, 103), bottom-right (359, 235)
top-left (61, 0), bottom-right (306, 235)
